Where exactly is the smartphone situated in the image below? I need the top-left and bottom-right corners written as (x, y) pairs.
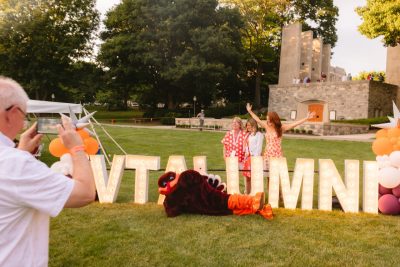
top-left (37, 117), bottom-right (60, 134)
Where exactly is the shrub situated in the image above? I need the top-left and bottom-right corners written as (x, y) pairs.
top-left (160, 117), bottom-right (175, 125)
top-left (294, 129), bottom-right (300, 133)
top-left (307, 130), bottom-right (313, 135)
top-left (206, 102), bottom-right (240, 119)
top-left (301, 129), bottom-right (307, 134)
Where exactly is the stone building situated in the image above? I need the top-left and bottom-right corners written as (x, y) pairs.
top-left (278, 23), bottom-right (347, 85)
top-left (269, 23), bottom-right (400, 135)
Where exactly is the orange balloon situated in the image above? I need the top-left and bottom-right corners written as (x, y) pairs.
top-left (372, 137), bottom-right (393, 156)
top-left (77, 129), bottom-right (90, 139)
top-left (390, 137), bottom-right (398, 144)
top-left (376, 129), bottom-right (388, 139)
top-left (84, 137), bottom-right (99, 155)
top-left (48, 138), bottom-right (69, 157)
top-left (388, 128), bottom-right (400, 138)
top-left (394, 145), bottom-right (400, 151)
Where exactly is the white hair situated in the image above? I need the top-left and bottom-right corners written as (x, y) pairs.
top-left (0, 76), bottom-right (29, 111)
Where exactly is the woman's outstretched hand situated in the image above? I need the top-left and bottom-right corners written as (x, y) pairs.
top-left (307, 111), bottom-right (316, 119)
top-left (246, 103), bottom-right (252, 112)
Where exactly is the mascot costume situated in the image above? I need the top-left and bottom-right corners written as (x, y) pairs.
top-left (158, 170), bottom-right (273, 220)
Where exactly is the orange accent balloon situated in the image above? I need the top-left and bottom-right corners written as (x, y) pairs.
top-left (394, 145), bottom-right (400, 151)
top-left (372, 137), bottom-right (393, 156)
top-left (376, 129), bottom-right (388, 139)
top-left (390, 137), bottom-right (398, 144)
top-left (48, 138), bottom-right (69, 157)
top-left (77, 129), bottom-right (90, 139)
top-left (84, 137), bottom-right (99, 155)
top-left (387, 128), bottom-right (400, 138)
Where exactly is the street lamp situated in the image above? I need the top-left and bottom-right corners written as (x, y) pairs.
top-left (193, 96), bottom-right (197, 117)
top-left (238, 90), bottom-right (242, 115)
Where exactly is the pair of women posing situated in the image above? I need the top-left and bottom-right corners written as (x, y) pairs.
top-left (222, 103), bottom-right (315, 194)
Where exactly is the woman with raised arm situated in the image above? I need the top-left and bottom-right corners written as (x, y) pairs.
top-left (246, 103), bottom-right (315, 170)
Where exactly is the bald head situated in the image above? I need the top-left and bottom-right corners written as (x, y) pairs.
top-left (0, 77), bottom-right (29, 112)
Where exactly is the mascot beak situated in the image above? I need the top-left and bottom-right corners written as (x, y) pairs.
top-left (158, 172), bottom-right (180, 195)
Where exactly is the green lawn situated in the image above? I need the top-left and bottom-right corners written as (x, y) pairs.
top-left (45, 127), bottom-right (400, 266)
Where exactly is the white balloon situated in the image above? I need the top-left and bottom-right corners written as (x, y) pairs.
top-left (390, 151), bottom-right (400, 168)
top-left (50, 161), bottom-right (63, 174)
top-left (378, 160), bottom-right (392, 169)
top-left (378, 166), bottom-right (400, 188)
top-left (60, 153), bottom-right (72, 164)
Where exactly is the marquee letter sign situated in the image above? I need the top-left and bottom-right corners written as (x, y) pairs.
top-left (89, 155), bottom-right (379, 214)
top-left (125, 155), bottom-right (160, 204)
top-left (90, 155), bottom-right (125, 203)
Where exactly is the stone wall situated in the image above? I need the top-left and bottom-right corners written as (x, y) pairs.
top-left (278, 23), bottom-right (301, 85)
top-left (311, 38), bottom-right (323, 82)
top-left (368, 81), bottom-right (398, 117)
top-left (300, 31), bottom-right (313, 80)
top-left (175, 118), bottom-right (369, 136)
top-left (268, 80), bottom-right (398, 121)
top-left (386, 45), bottom-right (400, 87)
top-left (287, 122), bottom-right (369, 136)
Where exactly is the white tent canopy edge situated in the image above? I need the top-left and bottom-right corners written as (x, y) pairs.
top-left (26, 100), bottom-right (127, 166)
top-left (27, 100), bottom-right (82, 114)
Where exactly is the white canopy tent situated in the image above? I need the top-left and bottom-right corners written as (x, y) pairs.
top-left (27, 100), bottom-right (83, 114)
top-left (26, 100), bottom-right (127, 166)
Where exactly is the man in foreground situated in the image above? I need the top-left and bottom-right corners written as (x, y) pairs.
top-left (0, 76), bottom-right (96, 266)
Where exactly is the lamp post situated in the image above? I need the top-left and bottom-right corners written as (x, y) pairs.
top-left (238, 90), bottom-right (242, 115)
top-left (193, 96), bottom-right (197, 117)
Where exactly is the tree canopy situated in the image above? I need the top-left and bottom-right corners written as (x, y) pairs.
top-left (220, 0), bottom-right (338, 107)
top-left (0, 0), bottom-right (99, 100)
top-left (357, 0), bottom-right (400, 47)
top-left (99, 0), bottom-right (244, 109)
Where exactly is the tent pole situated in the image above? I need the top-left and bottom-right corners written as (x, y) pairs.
top-left (83, 108), bottom-right (112, 166)
top-left (84, 107), bottom-right (128, 154)
top-left (88, 114), bottom-right (129, 155)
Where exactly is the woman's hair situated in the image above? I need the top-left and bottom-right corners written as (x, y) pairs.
top-left (246, 118), bottom-right (258, 132)
top-left (267, 111), bottom-right (282, 137)
top-left (232, 117), bottom-right (243, 130)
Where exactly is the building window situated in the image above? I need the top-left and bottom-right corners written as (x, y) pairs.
top-left (329, 110), bottom-right (336, 120)
top-left (290, 110), bottom-right (297, 120)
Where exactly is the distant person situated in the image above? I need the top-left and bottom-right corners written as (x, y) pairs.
top-left (0, 76), bottom-right (96, 266)
top-left (242, 118), bottom-right (264, 194)
top-left (321, 72), bottom-right (327, 82)
top-left (303, 76), bottom-right (311, 84)
top-left (221, 117), bottom-right (248, 169)
top-left (347, 73), bottom-right (352, 81)
top-left (246, 103), bottom-right (315, 172)
top-left (378, 73), bottom-right (384, 82)
top-left (197, 109), bottom-right (205, 131)
top-left (367, 73), bottom-right (372, 80)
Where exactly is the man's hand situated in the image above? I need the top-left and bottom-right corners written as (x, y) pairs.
top-left (57, 115), bottom-right (83, 150)
top-left (18, 122), bottom-right (43, 153)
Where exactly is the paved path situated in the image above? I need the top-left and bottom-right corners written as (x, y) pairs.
top-left (100, 123), bottom-right (375, 142)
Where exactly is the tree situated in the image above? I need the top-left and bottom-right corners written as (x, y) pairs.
top-left (356, 0), bottom-right (400, 46)
top-left (99, 0), bottom-right (244, 109)
top-left (353, 70), bottom-right (385, 81)
top-left (0, 0), bottom-right (99, 100)
top-left (220, 0), bottom-right (338, 107)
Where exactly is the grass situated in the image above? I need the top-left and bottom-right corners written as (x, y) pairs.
top-left (44, 127), bottom-right (400, 266)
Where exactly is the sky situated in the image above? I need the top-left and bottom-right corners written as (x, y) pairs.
top-left (96, 0), bottom-right (387, 76)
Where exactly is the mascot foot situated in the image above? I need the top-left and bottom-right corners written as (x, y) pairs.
top-left (257, 204), bottom-right (273, 220)
top-left (228, 192), bottom-right (265, 215)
